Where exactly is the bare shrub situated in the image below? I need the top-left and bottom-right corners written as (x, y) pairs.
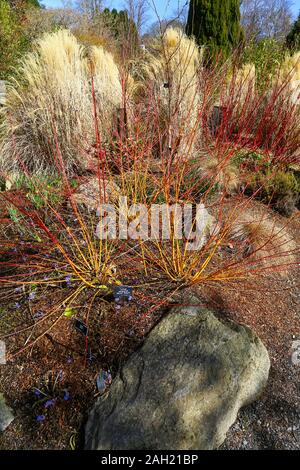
top-left (0, 29), bottom-right (122, 174)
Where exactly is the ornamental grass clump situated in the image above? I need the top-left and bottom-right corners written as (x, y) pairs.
top-left (0, 29), bottom-right (122, 174)
top-left (277, 51), bottom-right (300, 100)
top-left (229, 210), bottom-right (297, 270)
top-left (135, 27), bottom-right (203, 159)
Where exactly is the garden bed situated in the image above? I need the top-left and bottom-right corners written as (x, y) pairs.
top-left (0, 200), bottom-right (299, 450)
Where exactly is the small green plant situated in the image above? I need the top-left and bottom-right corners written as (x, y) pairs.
top-left (26, 177), bottom-right (63, 209)
top-left (250, 169), bottom-right (299, 216)
top-left (8, 206), bottom-right (26, 229)
top-left (8, 175), bottom-right (63, 209)
top-left (33, 370), bottom-right (70, 423)
top-left (259, 170), bottom-right (298, 199)
top-left (232, 149), bottom-right (266, 167)
top-left (8, 206), bottom-right (41, 241)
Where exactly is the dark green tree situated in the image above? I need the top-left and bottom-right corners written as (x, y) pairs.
top-left (102, 8), bottom-right (139, 53)
top-left (7, 0), bottom-right (40, 7)
top-left (286, 12), bottom-right (300, 51)
top-left (186, 0), bottom-right (243, 58)
top-left (0, 0), bottom-right (41, 79)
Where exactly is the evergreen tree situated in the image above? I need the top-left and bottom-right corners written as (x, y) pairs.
top-left (286, 12), bottom-right (300, 51)
top-left (7, 0), bottom-right (40, 7)
top-left (186, 0), bottom-right (243, 58)
top-left (0, 0), bottom-right (40, 79)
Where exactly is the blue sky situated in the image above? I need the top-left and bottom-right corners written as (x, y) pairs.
top-left (43, 0), bottom-right (300, 27)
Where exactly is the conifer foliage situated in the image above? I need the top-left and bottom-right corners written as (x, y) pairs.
top-left (186, 0), bottom-right (243, 58)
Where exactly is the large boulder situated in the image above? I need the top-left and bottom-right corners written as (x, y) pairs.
top-left (85, 299), bottom-right (270, 450)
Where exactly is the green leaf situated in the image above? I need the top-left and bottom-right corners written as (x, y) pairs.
top-left (64, 307), bottom-right (74, 318)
